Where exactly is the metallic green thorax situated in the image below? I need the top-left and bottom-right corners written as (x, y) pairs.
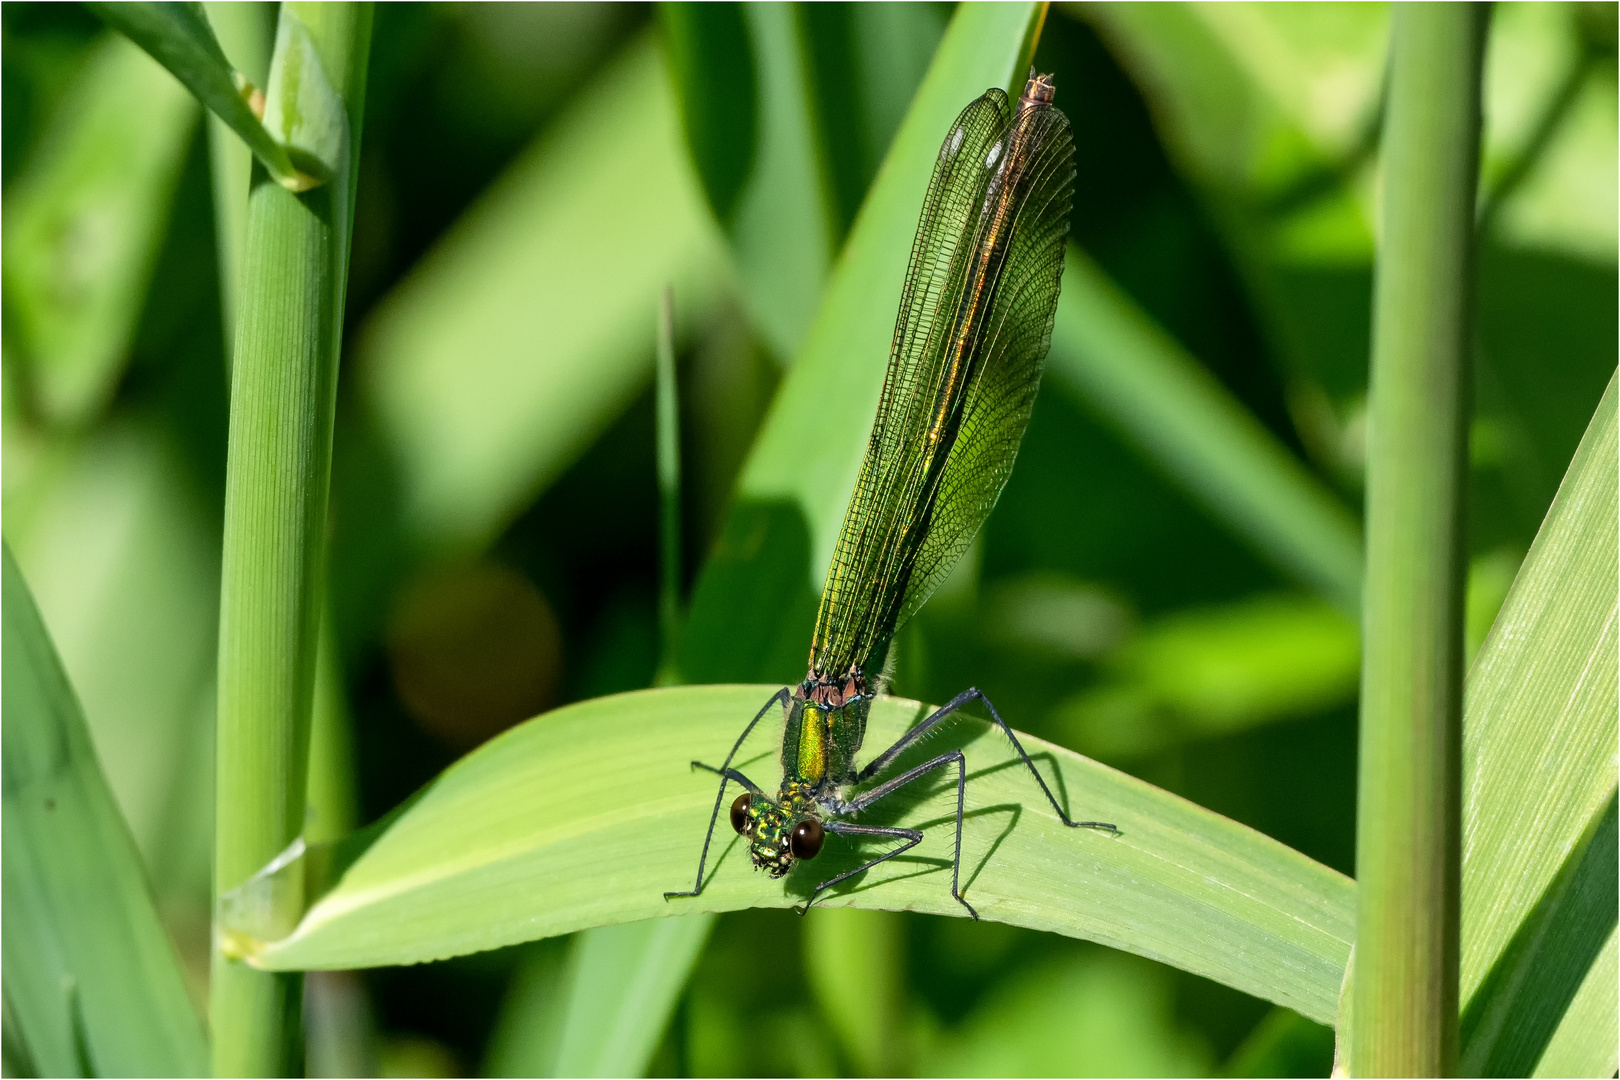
top-left (744, 690), bottom-right (870, 876)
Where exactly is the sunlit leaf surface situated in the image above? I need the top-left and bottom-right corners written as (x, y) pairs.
top-left (1460, 375), bottom-right (1618, 1076)
top-left (357, 34), bottom-right (729, 556)
top-left (243, 686), bottom-right (1353, 1025)
top-left (2, 544), bottom-right (208, 1077)
top-left (2, 33), bottom-right (196, 426)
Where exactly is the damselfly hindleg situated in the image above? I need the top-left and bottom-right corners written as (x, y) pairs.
top-left (857, 688), bottom-right (1118, 834)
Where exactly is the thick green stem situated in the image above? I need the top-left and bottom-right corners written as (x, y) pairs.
top-left (1353, 5), bottom-right (1486, 1075)
top-left (210, 5), bottom-right (371, 1075)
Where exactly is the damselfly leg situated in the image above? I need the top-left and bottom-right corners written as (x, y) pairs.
top-left (795, 688), bottom-right (1119, 916)
top-left (857, 687), bottom-right (1120, 833)
top-left (664, 687), bottom-right (791, 900)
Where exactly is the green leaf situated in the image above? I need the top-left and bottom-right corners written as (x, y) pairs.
top-left (87, 1), bottom-right (307, 189)
top-left (237, 685), bottom-right (1354, 1026)
top-left (1, 33), bottom-right (197, 426)
top-left (1049, 248), bottom-right (1364, 612)
top-left (662, 5), bottom-right (950, 364)
top-left (4, 418), bottom-right (219, 910)
top-left (1460, 374), bottom-right (1618, 1075)
top-left (1532, 928), bottom-right (1617, 1079)
top-left (917, 948), bottom-right (1213, 1076)
top-left (662, 4), bottom-right (835, 361)
top-left (356, 33), bottom-right (729, 556)
top-left (804, 907), bottom-right (905, 1075)
top-left (485, 916), bottom-right (714, 1077)
top-left (659, 3), bottom-right (756, 225)
top-left (2, 542), bottom-right (208, 1077)
top-left (679, 1), bottom-right (1046, 686)
top-left (1050, 593), bottom-right (1359, 760)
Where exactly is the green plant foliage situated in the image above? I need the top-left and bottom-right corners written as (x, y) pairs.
top-left (662, 4), bottom-right (835, 362)
top-left (210, 4), bottom-right (372, 1072)
top-left (87, 1), bottom-right (305, 188)
top-left (4, 419), bottom-right (219, 917)
top-left (923, 948), bottom-right (1215, 1076)
top-left (679, 2), bottom-right (1045, 688)
top-left (484, 916), bottom-right (713, 1077)
top-left (804, 907), bottom-right (906, 1075)
top-left (4, 3), bottom-right (1614, 1074)
top-left (2, 543), bottom-right (208, 1078)
top-left (234, 686), bottom-right (1354, 1026)
top-left (200, 0), bottom-right (275, 342)
top-left (1051, 593), bottom-right (1358, 760)
top-left (1354, 8), bottom-right (1485, 1072)
top-left (659, 3), bottom-right (755, 226)
top-left (1532, 928), bottom-right (1618, 1078)
top-left (1459, 376), bottom-right (1618, 1076)
top-left (356, 33), bottom-right (728, 557)
top-left (1049, 249), bottom-right (1363, 612)
top-left (2, 32), bottom-right (197, 426)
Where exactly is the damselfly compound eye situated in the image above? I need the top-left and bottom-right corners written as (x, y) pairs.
top-left (730, 793), bottom-right (753, 835)
top-left (790, 819), bottom-right (824, 860)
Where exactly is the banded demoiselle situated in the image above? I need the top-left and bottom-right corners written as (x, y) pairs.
top-left (667, 72), bottom-right (1116, 920)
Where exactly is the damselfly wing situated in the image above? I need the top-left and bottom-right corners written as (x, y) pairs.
top-left (666, 72), bottom-right (1115, 919)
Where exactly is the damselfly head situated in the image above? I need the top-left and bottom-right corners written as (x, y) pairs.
top-left (733, 792), bottom-right (823, 878)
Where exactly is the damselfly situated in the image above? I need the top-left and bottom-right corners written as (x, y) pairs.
top-left (666, 72), bottom-right (1116, 919)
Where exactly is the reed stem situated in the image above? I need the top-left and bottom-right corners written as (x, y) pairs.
top-left (1353, 5), bottom-right (1486, 1075)
top-left (210, 5), bottom-right (371, 1074)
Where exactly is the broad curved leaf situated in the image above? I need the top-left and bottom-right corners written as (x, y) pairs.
top-left (239, 685), bottom-right (1354, 1026)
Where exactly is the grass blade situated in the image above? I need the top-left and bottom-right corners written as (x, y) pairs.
top-left (233, 685), bottom-right (1354, 1027)
top-left (657, 286), bottom-right (682, 678)
top-left (1353, 7), bottom-right (1486, 1074)
top-left (88, 0), bottom-right (307, 189)
top-left (1460, 375), bottom-right (1618, 1075)
top-left (520, 291), bottom-right (708, 1080)
top-left (1532, 928), bottom-right (1617, 1078)
top-left (356, 33), bottom-right (728, 557)
top-left (2, 543), bottom-right (208, 1077)
top-left (211, 5), bottom-right (371, 1073)
top-left (1050, 248), bottom-right (1364, 613)
top-left (552, 917), bottom-right (713, 1077)
top-left (1, 33), bottom-right (197, 427)
top-left (662, 3), bottom-right (839, 362)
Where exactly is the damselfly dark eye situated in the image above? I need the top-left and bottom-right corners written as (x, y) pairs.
top-left (790, 819), bottom-right (824, 860)
top-left (730, 793), bottom-right (753, 835)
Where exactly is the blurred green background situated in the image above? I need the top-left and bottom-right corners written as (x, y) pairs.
top-left (2, 2), bottom-right (1613, 1076)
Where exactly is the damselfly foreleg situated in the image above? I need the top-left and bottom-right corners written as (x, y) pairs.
top-left (798, 822), bottom-right (924, 917)
top-left (664, 687), bottom-right (791, 900)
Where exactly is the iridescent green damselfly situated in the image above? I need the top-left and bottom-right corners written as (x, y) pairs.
top-left (667, 72), bottom-right (1116, 920)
